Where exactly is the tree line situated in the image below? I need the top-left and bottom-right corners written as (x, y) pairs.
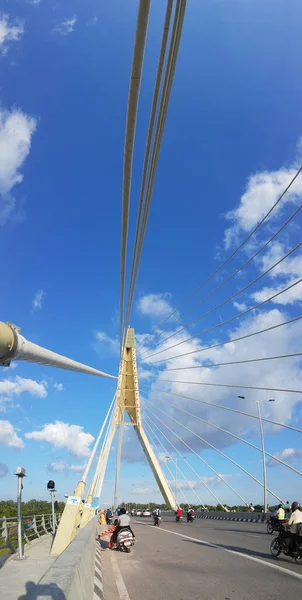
top-left (0, 499), bottom-right (65, 518)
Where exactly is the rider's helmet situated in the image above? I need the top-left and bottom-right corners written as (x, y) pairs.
top-left (291, 501), bottom-right (300, 512)
top-left (120, 507), bottom-right (126, 514)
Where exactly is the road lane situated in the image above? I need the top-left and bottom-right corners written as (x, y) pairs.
top-left (101, 517), bottom-right (302, 600)
top-left (158, 516), bottom-right (302, 575)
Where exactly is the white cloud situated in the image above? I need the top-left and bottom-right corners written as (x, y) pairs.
top-left (233, 301), bottom-right (247, 311)
top-left (28, 0), bottom-right (41, 5)
top-left (251, 280), bottom-right (302, 306)
top-left (0, 376), bottom-right (48, 411)
top-left (224, 167), bottom-right (302, 248)
top-left (130, 486), bottom-right (158, 495)
top-left (0, 420), bottom-right (24, 448)
top-left (0, 108), bottom-right (37, 225)
top-left (94, 331), bottom-right (119, 356)
top-left (32, 289), bottom-right (45, 311)
top-left (268, 448), bottom-right (302, 467)
top-left (168, 475), bottom-right (231, 491)
top-left (52, 16), bottom-right (77, 36)
top-left (137, 304), bottom-right (302, 469)
top-left (25, 421), bottom-right (94, 457)
top-left (259, 242), bottom-right (302, 279)
top-left (47, 461), bottom-right (85, 473)
top-left (137, 293), bottom-right (174, 319)
top-left (138, 367), bottom-right (153, 380)
top-left (53, 383), bottom-right (63, 392)
top-left (0, 462), bottom-right (8, 477)
top-left (0, 14), bottom-right (24, 55)
top-left (158, 452), bottom-right (170, 465)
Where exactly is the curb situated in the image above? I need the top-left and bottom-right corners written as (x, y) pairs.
top-left (93, 541), bottom-right (104, 600)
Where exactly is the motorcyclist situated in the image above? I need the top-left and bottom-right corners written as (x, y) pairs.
top-left (153, 507), bottom-right (161, 522)
top-left (187, 507), bottom-right (195, 521)
top-left (271, 504), bottom-right (285, 527)
top-left (287, 501), bottom-right (302, 550)
top-left (106, 508), bottom-right (113, 525)
top-left (175, 506), bottom-right (183, 521)
top-left (109, 508), bottom-right (135, 549)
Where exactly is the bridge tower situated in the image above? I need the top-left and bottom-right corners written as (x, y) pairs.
top-left (111, 327), bottom-right (176, 509)
top-left (51, 328), bottom-right (176, 555)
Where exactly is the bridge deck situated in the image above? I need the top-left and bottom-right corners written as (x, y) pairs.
top-left (0, 536), bottom-right (56, 600)
top-left (99, 516), bottom-right (302, 600)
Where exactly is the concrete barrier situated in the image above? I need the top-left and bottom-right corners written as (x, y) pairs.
top-left (197, 511), bottom-right (271, 523)
top-left (37, 516), bottom-right (98, 599)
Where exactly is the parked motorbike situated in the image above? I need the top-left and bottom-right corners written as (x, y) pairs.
top-left (267, 517), bottom-right (287, 534)
top-left (175, 515), bottom-right (183, 523)
top-left (270, 527), bottom-right (302, 563)
top-left (187, 514), bottom-right (195, 523)
top-left (153, 515), bottom-right (161, 526)
top-left (116, 528), bottom-right (135, 553)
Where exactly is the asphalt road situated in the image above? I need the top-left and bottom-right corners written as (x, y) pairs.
top-left (100, 516), bottom-right (302, 600)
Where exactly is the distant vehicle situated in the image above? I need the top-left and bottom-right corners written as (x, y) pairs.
top-left (136, 510), bottom-right (142, 516)
top-left (141, 510), bottom-right (151, 517)
top-left (200, 508), bottom-right (209, 513)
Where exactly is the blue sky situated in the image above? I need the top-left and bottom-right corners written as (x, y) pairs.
top-left (1, 0), bottom-right (302, 507)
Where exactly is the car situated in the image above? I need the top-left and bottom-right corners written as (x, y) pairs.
top-left (136, 510), bottom-right (142, 516)
top-left (141, 510), bottom-right (151, 517)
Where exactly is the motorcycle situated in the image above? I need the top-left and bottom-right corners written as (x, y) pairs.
top-left (270, 527), bottom-right (302, 563)
top-left (153, 514), bottom-right (161, 526)
top-left (116, 528), bottom-right (135, 553)
top-left (175, 515), bottom-right (183, 523)
top-left (106, 516), bottom-right (113, 526)
top-left (267, 517), bottom-right (287, 535)
top-left (187, 514), bottom-right (195, 523)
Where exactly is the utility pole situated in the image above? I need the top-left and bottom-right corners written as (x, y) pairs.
top-left (175, 458), bottom-right (178, 506)
top-left (238, 396), bottom-right (275, 514)
top-left (114, 415), bottom-right (124, 510)
top-left (257, 401), bottom-right (267, 514)
top-left (15, 467), bottom-right (26, 559)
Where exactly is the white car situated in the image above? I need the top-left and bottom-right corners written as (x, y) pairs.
top-left (136, 510), bottom-right (142, 516)
top-left (141, 510), bottom-right (151, 517)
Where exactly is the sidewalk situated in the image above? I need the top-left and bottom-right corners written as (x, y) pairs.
top-left (0, 536), bottom-right (57, 600)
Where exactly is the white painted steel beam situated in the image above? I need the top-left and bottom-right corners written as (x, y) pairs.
top-left (0, 321), bottom-right (115, 379)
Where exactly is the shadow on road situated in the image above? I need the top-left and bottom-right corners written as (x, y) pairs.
top-left (98, 537), bottom-right (109, 550)
top-left (18, 581), bottom-right (66, 599)
top-left (214, 528), bottom-right (266, 535)
top-left (183, 538), bottom-right (273, 560)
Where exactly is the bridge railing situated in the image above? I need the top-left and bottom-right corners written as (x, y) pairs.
top-left (0, 513), bottom-right (62, 561)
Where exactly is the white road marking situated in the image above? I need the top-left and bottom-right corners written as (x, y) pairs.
top-left (157, 526), bottom-right (302, 581)
top-left (110, 552), bottom-right (131, 600)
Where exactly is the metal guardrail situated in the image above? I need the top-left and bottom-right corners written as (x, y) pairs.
top-left (0, 513), bottom-right (62, 561)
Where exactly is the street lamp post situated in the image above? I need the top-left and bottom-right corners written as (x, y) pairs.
top-left (238, 396), bottom-right (275, 513)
